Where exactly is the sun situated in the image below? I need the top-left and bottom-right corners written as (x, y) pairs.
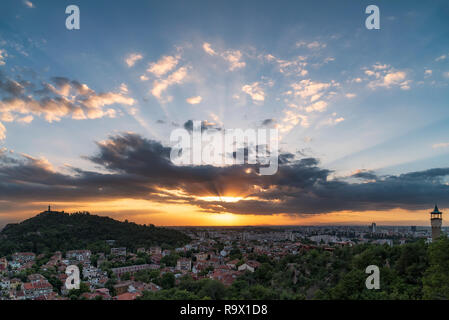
top-left (198, 196), bottom-right (243, 203)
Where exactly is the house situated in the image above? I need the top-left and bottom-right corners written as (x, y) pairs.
top-left (23, 280), bottom-right (53, 299)
top-left (28, 274), bottom-right (47, 283)
top-left (194, 253), bottom-right (208, 261)
top-left (80, 288), bottom-right (111, 300)
top-left (114, 292), bottom-right (141, 300)
top-left (149, 246), bottom-right (162, 255)
top-left (150, 254), bottom-right (162, 264)
top-left (0, 257), bottom-right (7, 271)
top-left (226, 259), bottom-right (239, 270)
top-left (12, 252), bottom-right (35, 264)
top-left (66, 250), bottom-right (91, 262)
top-left (237, 260), bottom-right (260, 273)
top-left (0, 277), bottom-right (10, 290)
top-left (111, 264), bottom-right (151, 278)
top-left (137, 248), bottom-right (146, 254)
top-left (176, 258), bottom-right (192, 271)
top-left (210, 270), bottom-right (240, 286)
top-left (9, 278), bottom-right (22, 290)
top-left (113, 281), bottom-right (133, 295)
top-left (111, 247), bottom-right (127, 256)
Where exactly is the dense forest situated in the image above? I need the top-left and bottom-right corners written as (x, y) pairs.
top-left (0, 211), bottom-right (190, 256)
top-left (137, 237), bottom-right (449, 300)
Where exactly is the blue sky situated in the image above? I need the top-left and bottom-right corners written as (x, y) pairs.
top-left (0, 0), bottom-right (449, 225)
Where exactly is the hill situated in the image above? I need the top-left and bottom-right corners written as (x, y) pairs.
top-left (0, 210), bottom-right (190, 256)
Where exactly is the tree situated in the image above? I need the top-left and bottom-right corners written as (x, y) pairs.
top-left (198, 279), bottom-right (226, 300)
top-left (161, 272), bottom-right (175, 289)
top-left (423, 236), bottom-right (449, 299)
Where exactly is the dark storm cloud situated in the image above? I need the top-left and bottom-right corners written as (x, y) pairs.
top-left (351, 170), bottom-right (378, 180)
top-left (183, 120), bottom-right (222, 132)
top-left (1, 133), bottom-right (449, 216)
top-left (261, 118), bottom-right (276, 126)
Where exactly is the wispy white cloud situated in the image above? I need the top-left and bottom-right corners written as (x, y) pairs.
top-left (365, 63), bottom-right (411, 90)
top-left (432, 142), bottom-right (449, 149)
top-left (265, 54), bottom-right (308, 76)
top-left (147, 55), bottom-right (179, 77)
top-left (296, 40), bottom-right (326, 50)
top-left (186, 96), bottom-right (202, 105)
top-left (320, 113), bottom-right (345, 127)
top-left (305, 100), bottom-right (328, 113)
top-left (242, 82), bottom-right (265, 102)
top-left (435, 54), bottom-right (447, 62)
top-left (0, 121), bottom-right (5, 141)
top-left (125, 53), bottom-right (143, 67)
top-left (202, 42), bottom-right (245, 71)
top-left (24, 1), bottom-right (34, 8)
top-left (151, 67), bottom-right (188, 101)
top-left (0, 49), bottom-right (7, 66)
top-left (17, 115), bottom-right (34, 124)
top-left (202, 42), bottom-right (216, 56)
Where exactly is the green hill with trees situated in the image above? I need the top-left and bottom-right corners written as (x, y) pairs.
top-left (0, 210), bottom-right (190, 256)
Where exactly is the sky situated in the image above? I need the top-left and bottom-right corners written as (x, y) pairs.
top-left (0, 0), bottom-right (449, 227)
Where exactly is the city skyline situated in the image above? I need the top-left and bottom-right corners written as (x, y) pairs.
top-left (1, 0), bottom-right (449, 227)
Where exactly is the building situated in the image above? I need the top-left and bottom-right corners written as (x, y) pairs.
top-left (66, 250), bottom-right (91, 262)
top-left (23, 280), bottom-right (53, 299)
top-left (113, 281), bottom-right (133, 295)
top-left (370, 222), bottom-right (377, 233)
top-left (149, 246), bottom-right (162, 255)
top-left (237, 260), bottom-right (260, 273)
top-left (12, 252), bottom-right (36, 264)
top-left (0, 257), bottom-right (7, 271)
top-left (430, 205), bottom-right (443, 241)
top-left (111, 247), bottom-right (127, 256)
top-left (111, 264), bottom-right (151, 278)
top-left (176, 258), bottom-right (192, 271)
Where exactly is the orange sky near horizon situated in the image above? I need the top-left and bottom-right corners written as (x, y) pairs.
top-left (3, 198), bottom-right (444, 228)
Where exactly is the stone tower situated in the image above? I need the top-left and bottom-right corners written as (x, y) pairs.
top-left (430, 205), bottom-right (442, 241)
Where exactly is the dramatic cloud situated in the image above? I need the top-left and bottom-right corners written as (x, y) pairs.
top-left (0, 74), bottom-right (135, 137)
top-left (1, 133), bottom-right (448, 217)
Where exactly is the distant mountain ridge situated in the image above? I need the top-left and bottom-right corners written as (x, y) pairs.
top-left (0, 210), bottom-right (190, 256)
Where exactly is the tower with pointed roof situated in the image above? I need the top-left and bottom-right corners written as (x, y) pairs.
top-left (430, 204), bottom-right (442, 241)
